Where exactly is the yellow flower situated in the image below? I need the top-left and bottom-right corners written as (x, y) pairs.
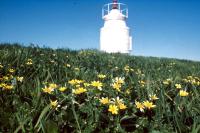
top-left (84, 83), bottom-right (90, 87)
top-left (98, 74), bottom-right (106, 79)
top-left (139, 80), bottom-right (145, 84)
top-left (100, 97), bottom-right (110, 105)
top-left (50, 100), bottom-right (58, 108)
top-left (9, 74), bottom-right (13, 79)
top-left (65, 64), bottom-right (71, 67)
top-left (114, 97), bottom-right (124, 105)
top-left (74, 68), bottom-right (80, 71)
top-left (75, 84), bottom-right (81, 88)
top-left (125, 89), bottom-right (131, 95)
top-left (3, 76), bottom-right (9, 81)
top-left (149, 94), bottom-right (159, 101)
top-left (163, 81), bottom-right (169, 85)
top-left (197, 81), bottom-right (200, 86)
top-left (76, 80), bottom-right (84, 84)
top-left (91, 81), bottom-right (103, 90)
top-left (118, 103), bottom-right (127, 110)
top-left (42, 86), bottom-right (54, 94)
top-left (59, 87), bottom-right (67, 92)
top-left (167, 79), bottom-right (171, 81)
top-left (68, 79), bottom-right (84, 85)
top-left (124, 65), bottom-right (130, 72)
top-left (9, 69), bottom-right (15, 73)
top-left (112, 83), bottom-right (121, 92)
top-left (73, 87), bottom-right (87, 95)
top-left (17, 77), bottom-right (24, 82)
top-left (50, 60), bottom-right (55, 63)
top-left (182, 79), bottom-right (188, 83)
top-left (108, 104), bottom-right (119, 115)
top-left (163, 79), bottom-right (171, 85)
top-left (179, 90), bottom-right (189, 97)
top-left (193, 80), bottom-right (199, 86)
top-left (114, 66), bottom-right (119, 70)
top-left (175, 84), bottom-right (182, 89)
top-left (139, 80), bottom-right (146, 87)
top-left (114, 77), bottom-right (125, 84)
top-left (0, 83), bottom-right (13, 90)
top-left (135, 101), bottom-right (145, 112)
top-left (26, 62), bottom-right (33, 65)
top-left (68, 79), bottom-right (77, 85)
top-left (143, 101), bottom-right (156, 109)
top-left (0, 83), bottom-right (6, 88)
top-left (191, 79), bottom-right (196, 85)
top-left (2, 84), bottom-right (14, 90)
top-left (136, 69), bottom-right (142, 75)
top-left (187, 76), bottom-right (193, 80)
top-left (0, 64), bottom-right (3, 68)
top-left (49, 83), bottom-right (58, 89)
top-left (26, 59), bottom-right (33, 65)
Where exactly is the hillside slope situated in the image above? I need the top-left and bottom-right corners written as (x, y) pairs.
top-left (0, 44), bottom-right (200, 132)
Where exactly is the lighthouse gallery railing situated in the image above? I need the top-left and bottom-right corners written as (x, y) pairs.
top-left (102, 3), bottom-right (128, 19)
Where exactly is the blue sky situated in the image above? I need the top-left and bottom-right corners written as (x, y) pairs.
top-left (0, 0), bottom-right (200, 61)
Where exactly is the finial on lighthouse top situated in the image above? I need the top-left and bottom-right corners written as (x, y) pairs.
top-left (112, 0), bottom-right (118, 9)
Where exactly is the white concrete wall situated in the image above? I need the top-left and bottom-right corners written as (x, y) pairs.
top-left (100, 9), bottom-right (132, 54)
top-left (100, 19), bottom-right (132, 54)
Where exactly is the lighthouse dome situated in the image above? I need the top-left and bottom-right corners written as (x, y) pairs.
top-left (103, 9), bottom-right (126, 21)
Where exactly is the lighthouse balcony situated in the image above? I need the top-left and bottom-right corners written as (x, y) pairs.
top-left (102, 3), bottom-right (128, 19)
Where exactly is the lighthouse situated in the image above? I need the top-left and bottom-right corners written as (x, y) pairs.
top-left (100, 0), bottom-right (132, 54)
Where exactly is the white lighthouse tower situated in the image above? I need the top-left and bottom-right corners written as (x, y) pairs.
top-left (100, 0), bottom-right (132, 54)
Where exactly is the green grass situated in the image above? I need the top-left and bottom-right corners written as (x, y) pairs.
top-left (0, 43), bottom-right (200, 133)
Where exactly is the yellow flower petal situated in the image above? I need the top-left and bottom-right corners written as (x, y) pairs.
top-left (179, 90), bottom-right (189, 97)
top-left (108, 104), bottom-right (119, 115)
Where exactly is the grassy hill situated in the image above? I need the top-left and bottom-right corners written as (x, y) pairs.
top-left (0, 43), bottom-right (200, 133)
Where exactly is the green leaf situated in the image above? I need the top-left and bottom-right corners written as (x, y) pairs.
top-left (34, 105), bottom-right (50, 130)
top-left (45, 120), bottom-right (58, 133)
